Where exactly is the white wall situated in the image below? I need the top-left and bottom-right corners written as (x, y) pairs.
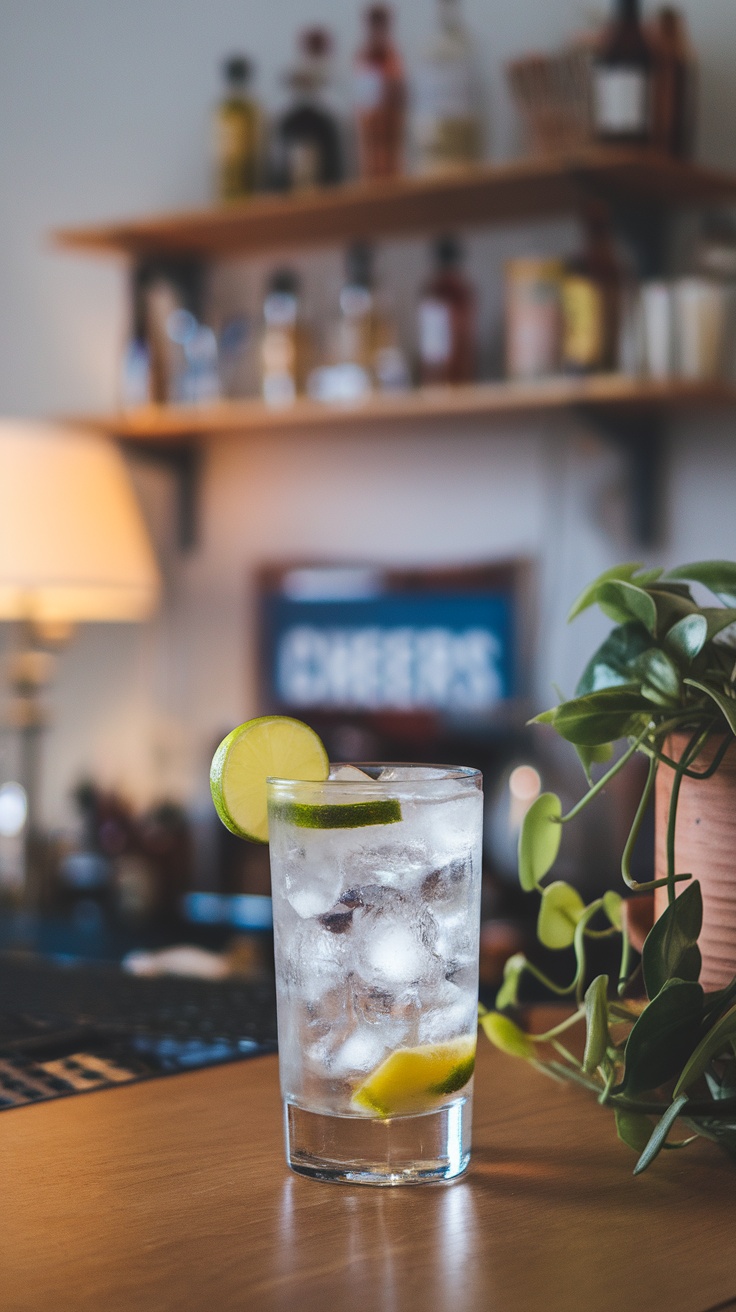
top-left (1, 0), bottom-right (735, 825)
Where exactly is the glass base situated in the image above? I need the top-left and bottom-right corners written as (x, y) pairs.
top-left (284, 1097), bottom-right (471, 1186)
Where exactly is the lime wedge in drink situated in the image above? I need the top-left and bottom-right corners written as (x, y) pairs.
top-left (271, 799), bottom-right (402, 830)
top-left (352, 1037), bottom-right (476, 1118)
top-left (210, 716), bottom-right (329, 843)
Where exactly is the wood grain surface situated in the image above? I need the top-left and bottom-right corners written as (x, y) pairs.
top-left (3, 1039), bottom-right (736, 1312)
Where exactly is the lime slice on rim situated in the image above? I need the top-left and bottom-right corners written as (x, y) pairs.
top-left (352, 1037), bottom-right (476, 1118)
top-left (210, 716), bottom-right (329, 843)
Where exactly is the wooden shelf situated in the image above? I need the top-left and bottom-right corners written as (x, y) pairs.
top-left (67, 376), bottom-right (736, 443)
top-left (53, 151), bottom-right (736, 261)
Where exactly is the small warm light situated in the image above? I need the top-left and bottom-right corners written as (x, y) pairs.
top-left (0, 782), bottom-right (28, 837)
top-left (0, 421), bottom-right (160, 623)
top-left (509, 764), bottom-right (542, 804)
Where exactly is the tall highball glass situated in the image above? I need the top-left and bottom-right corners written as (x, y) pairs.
top-left (267, 764), bottom-right (483, 1185)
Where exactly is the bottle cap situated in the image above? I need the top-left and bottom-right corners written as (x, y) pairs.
top-left (223, 55), bottom-right (253, 84)
top-left (435, 235), bottom-right (462, 267)
top-left (301, 27), bottom-right (332, 57)
top-left (268, 269), bottom-right (299, 296)
top-left (366, 5), bottom-right (391, 30)
top-left (345, 242), bottom-right (374, 288)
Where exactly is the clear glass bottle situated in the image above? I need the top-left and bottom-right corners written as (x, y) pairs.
top-left (353, 6), bottom-right (406, 181)
top-left (213, 55), bottom-right (260, 202)
top-left (593, 0), bottom-right (654, 145)
top-left (418, 236), bottom-right (476, 385)
top-left (413, 0), bottom-right (480, 175)
top-left (271, 29), bottom-right (343, 191)
top-left (260, 270), bottom-right (309, 406)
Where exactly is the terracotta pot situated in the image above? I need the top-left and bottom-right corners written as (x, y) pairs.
top-left (655, 733), bottom-right (736, 993)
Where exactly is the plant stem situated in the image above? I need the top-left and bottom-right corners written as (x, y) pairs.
top-left (550, 1038), bottom-right (581, 1068)
top-left (520, 959), bottom-right (578, 998)
top-left (621, 754), bottom-right (657, 891)
top-left (666, 728), bottom-right (704, 907)
top-left (598, 1063), bottom-right (618, 1104)
top-left (652, 730), bottom-right (728, 779)
top-left (530, 1008), bottom-right (585, 1043)
top-left (560, 730), bottom-right (649, 824)
top-left (617, 930), bottom-right (633, 997)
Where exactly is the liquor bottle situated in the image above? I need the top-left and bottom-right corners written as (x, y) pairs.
top-left (271, 29), bottom-right (343, 191)
top-left (260, 270), bottom-right (309, 406)
top-left (651, 7), bottom-right (696, 158)
top-left (353, 6), bottom-right (406, 180)
top-left (213, 55), bottom-right (260, 202)
top-left (417, 236), bottom-right (476, 385)
top-left (335, 242), bottom-right (376, 379)
top-left (560, 204), bottom-right (621, 375)
top-left (592, 0), bottom-right (653, 145)
top-left (413, 0), bottom-right (480, 174)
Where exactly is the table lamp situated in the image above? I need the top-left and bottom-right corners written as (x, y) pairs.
top-left (0, 420), bottom-right (160, 892)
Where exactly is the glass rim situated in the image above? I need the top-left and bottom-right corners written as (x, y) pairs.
top-left (266, 762), bottom-right (482, 798)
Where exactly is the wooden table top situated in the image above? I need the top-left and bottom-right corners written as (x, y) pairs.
top-left (3, 1039), bottom-right (736, 1312)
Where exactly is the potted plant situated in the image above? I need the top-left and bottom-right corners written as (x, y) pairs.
top-left (482, 560), bottom-right (736, 1174)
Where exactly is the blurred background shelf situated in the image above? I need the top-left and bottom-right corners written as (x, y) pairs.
top-left (53, 151), bottom-right (736, 260)
top-left (67, 376), bottom-right (736, 442)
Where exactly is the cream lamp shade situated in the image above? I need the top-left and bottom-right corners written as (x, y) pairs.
top-left (0, 421), bottom-right (160, 624)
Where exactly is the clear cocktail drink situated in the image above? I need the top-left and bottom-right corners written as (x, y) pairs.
top-left (267, 764), bottom-right (483, 1185)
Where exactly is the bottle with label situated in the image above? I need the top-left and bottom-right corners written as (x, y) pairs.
top-left (353, 6), bottom-right (406, 180)
top-left (561, 204), bottom-right (621, 375)
top-left (651, 7), bottom-right (697, 158)
top-left (593, 0), bottom-right (653, 145)
top-left (505, 258), bottom-right (563, 381)
top-left (260, 270), bottom-right (309, 406)
top-left (213, 55), bottom-right (260, 201)
top-left (413, 0), bottom-right (480, 174)
top-left (310, 244), bottom-right (409, 401)
top-left (418, 236), bottom-right (476, 385)
top-left (271, 29), bottom-right (343, 191)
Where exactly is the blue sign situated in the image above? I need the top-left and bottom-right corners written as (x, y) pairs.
top-left (262, 591), bottom-right (515, 714)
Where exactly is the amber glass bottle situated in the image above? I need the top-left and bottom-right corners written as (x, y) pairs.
top-left (353, 6), bottom-right (406, 180)
top-left (417, 236), bottom-right (476, 385)
top-left (593, 0), bottom-right (653, 145)
top-left (561, 204), bottom-right (621, 375)
top-left (271, 29), bottom-right (343, 191)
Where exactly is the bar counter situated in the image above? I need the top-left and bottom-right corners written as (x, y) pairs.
top-left (4, 1038), bottom-right (736, 1312)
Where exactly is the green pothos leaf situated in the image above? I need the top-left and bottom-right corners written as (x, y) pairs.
top-left (635, 648), bottom-right (681, 706)
top-left (603, 890), bottom-right (623, 931)
top-left (567, 563), bottom-right (647, 622)
top-left (517, 793), bottom-right (562, 892)
top-left (666, 561), bottom-right (736, 607)
top-left (545, 688), bottom-right (652, 747)
top-left (583, 975), bottom-right (610, 1074)
top-left (575, 622), bottom-right (654, 698)
top-left (615, 1108), bottom-right (655, 1154)
top-left (537, 881), bottom-right (586, 950)
top-left (642, 880), bottom-right (702, 1000)
top-left (574, 741), bottom-right (614, 785)
top-left (596, 580), bottom-right (658, 635)
top-left (480, 1012), bottom-right (535, 1060)
top-left (633, 1095), bottom-right (690, 1175)
top-left (684, 679), bottom-right (736, 736)
top-left (495, 953), bottom-right (527, 1010)
top-left (701, 607), bottom-right (736, 643)
top-left (674, 1003), bottom-right (736, 1097)
top-left (663, 613), bottom-right (707, 665)
top-left (621, 980), bottom-right (704, 1097)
